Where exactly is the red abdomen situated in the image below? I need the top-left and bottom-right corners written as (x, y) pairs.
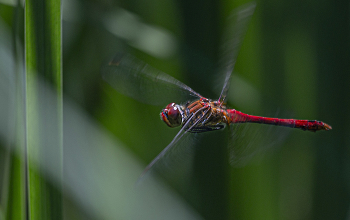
top-left (226, 109), bottom-right (332, 132)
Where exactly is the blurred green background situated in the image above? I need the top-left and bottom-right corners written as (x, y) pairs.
top-left (0, 0), bottom-right (349, 219)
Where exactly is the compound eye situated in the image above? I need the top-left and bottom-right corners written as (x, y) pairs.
top-left (160, 103), bottom-right (182, 127)
top-left (168, 106), bottom-right (179, 121)
top-left (165, 103), bottom-right (175, 109)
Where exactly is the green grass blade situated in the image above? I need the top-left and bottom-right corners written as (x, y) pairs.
top-left (25, 0), bottom-right (62, 219)
top-left (0, 2), bottom-right (26, 219)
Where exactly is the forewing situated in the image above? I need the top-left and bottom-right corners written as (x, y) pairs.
top-left (217, 2), bottom-right (256, 103)
top-left (137, 122), bottom-right (200, 186)
top-left (146, 131), bottom-right (201, 187)
top-left (102, 53), bottom-right (203, 106)
top-left (137, 106), bottom-right (210, 183)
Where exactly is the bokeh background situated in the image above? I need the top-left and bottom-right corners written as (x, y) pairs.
top-left (0, 0), bottom-right (349, 219)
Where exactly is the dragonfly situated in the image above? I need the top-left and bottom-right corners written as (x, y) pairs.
top-left (102, 3), bottom-right (332, 179)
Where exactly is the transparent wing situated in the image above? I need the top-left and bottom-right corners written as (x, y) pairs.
top-left (137, 126), bottom-right (191, 181)
top-left (137, 106), bottom-right (210, 182)
top-left (102, 53), bottom-right (203, 106)
top-left (217, 2), bottom-right (256, 103)
top-left (228, 116), bottom-right (291, 167)
top-left (137, 128), bottom-right (198, 186)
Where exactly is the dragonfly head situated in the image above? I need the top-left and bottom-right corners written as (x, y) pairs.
top-left (160, 103), bottom-right (183, 128)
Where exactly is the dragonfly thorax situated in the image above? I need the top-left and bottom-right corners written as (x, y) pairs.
top-left (160, 103), bottom-right (184, 128)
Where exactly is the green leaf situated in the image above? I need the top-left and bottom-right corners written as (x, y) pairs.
top-left (25, 0), bottom-right (62, 219)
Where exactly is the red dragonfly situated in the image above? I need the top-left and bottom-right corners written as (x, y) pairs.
top-left (102, 3), bottom-right (331, 178)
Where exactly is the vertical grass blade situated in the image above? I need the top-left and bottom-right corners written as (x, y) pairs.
top-left (25, 0), bottom-right (62, 219)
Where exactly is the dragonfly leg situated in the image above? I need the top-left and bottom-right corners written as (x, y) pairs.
top-left (189, 124), bottom-right (225, 133)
